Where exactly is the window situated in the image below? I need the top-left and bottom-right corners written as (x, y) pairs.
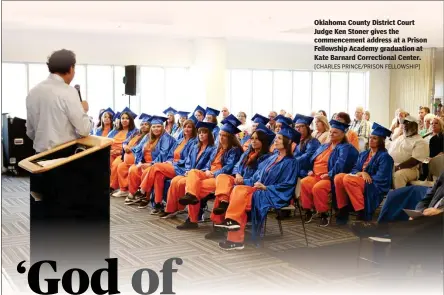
top-left (330, 72), bottom-right (348, 116)
top-left (348, 72), bottom-right (366, 115)
top-left (272, 71), bottom-right (293, 116)
top-left (186, 66), bottom-right (206, 111)
top-left (311, 72), bottom-right (330, 119)
top-left (140, 67), bottom-right (165, 116)
top-left (165, 68), bottom-right (188, 111)
top-left (113, 66), bottom-right (127, 113)
top-left (86, 65), bottom-right (113, 121)
top-left (2, 63), bottom-right (28, 119)
top-left (71, 65), bottom-right (87, 101)
top-left (229, 69), bottom-right (252, 118)
top-left (252, 70), bottom-right (273, 118)
top-left (28, 63), bottom-right (49, 91)
top-left (292, 71), bottom-right (311, 116)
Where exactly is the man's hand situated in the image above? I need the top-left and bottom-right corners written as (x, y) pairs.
top-left (423, 208), bottom-right (443, 216)
top-left (81, 101), bottom-right (89, 113)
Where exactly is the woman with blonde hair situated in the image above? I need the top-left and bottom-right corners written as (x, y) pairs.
top-left (312, 115), bottom-right (330, 144)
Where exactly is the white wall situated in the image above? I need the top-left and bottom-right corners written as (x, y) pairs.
top-left (2, 28), bottom-right (391, 125)
top-left (435, 48), bottom-right (444, 99)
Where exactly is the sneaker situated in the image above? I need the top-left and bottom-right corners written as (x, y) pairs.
top-left (204, 228), bottom-right (225, 240)
top-left (319, 213), bottom-right (330, 227)
top-left (176, 220), bottom-right (198, 230)
top-left (212, 201), bottom-right (229, 215)
top-left (304, 210), bottom-right (313, 224)
top-left (124, 194), bottom-right (140, 205)
top-left (158, 211), bottom-right (172, 218)
top-left (112, 190), bottom-right (128, 198)
top-left (349, 221), bottom-right (383, 239)
top-left (138, 199), bottom-right (150, 209)
top-left (214, 218), bottom-right (240, 231)
top-left (369, 236), bottom-right (392, 243)
top-left (133, 189), bottom-right (145, 200)
top-left (150, 209), bottom-right (161, 215)
top-left (178, 193), bottom-right (199, 206)
top-left (356, 210), bottom-right (366, 221)
top-left (218, 240), bottom-right (244, 251)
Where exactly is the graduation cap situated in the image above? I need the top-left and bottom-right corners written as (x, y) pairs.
top-left (329, 119), bottom-right (349, 132)
top-left (163, 107), bottom-right (177, 115)
top-left (278, 122), bottom-right (301, 144)
top-left (251, 113), bottom-right (270, 125)
top-left (139, 113), bottom-right (152, 123)
top-left (275, 115), bottom-right (293, 126)
top-left (188, 115), bottom-right (198, 124)
top-left (121, 107), bottom-right (138, 119)
top-left (255, 122), bottom-right (276, 143)
top-left (221, 114), bottom-right (242, 127)
top-left (150, 115), bottom-right (168, 125)
top-left (193, 105), bottom-right (206, 116)
top-left (371, 122), bottom-right (392, 138)
top-left (176, 111), bottom-right (190, 118)
top-left (293, 114), bottom-right (314, 126)
top-left (205, 107), bottom-right (220, 117)
top-left (196, 121), bottom-right (217, 131)
top-left (113, 112), bottom-right (121, 120)
top-left (100, 107), bottom-right (115, 119)
top-left (221, 122), bottom-right (241, 135)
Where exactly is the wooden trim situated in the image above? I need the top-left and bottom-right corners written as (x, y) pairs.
top-left (18, 136), bottom-right (113, 174)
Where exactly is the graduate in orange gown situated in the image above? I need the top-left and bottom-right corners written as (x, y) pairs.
top-left (92, 107), bottom-right (115, 137)
top-left (129, 118), bottom-right (197, 213)
top-left (214, 123), bottom-right (301, 250)
top-left (109, 114), bottom-right (151, 191)
top-left (175, 117), bottom-right (243, 230)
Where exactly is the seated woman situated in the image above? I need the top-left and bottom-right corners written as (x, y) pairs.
top-left (215, 123), bottom-right (301, 250)
top-left (300, 120), bottom-right (359, 227)
top-left (333, 112), bottom-right (359, 151)
top-left (311, 115), bottom-right (330, 144)
top-left (270, 115), bottom-right (296, 153)
top-left (206, 123), bottom-right (275, 239)
top-left (293, 114), bottom-right (321, 178)
top-left (107, 108), bottom-right (138, 165)
top-left (164, 107), bottom-right (178, 135)
top-left (111, 116), bottom-right (175, 198)
top-left (131, 119), bottom-right (198, 212)
top-left (205, 107), bottom-right (221, 141)
top-left (176, 120), bottom-right (243, 230)
top-left (240, 114), bottom-right (270, 152)
top-left (110, 114), bottom-right (151, 192)
top-left (92, 107), bottom-right (115, 137)
top-left (172, 111), bottom-right (190, 139)
top-left (334, 123), bottom-right (394, 224)
top-left (162, 122), bottom-right (217, 219)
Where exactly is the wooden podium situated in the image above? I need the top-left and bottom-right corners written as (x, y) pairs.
top-left (19, 136), bottom-right (112, 274)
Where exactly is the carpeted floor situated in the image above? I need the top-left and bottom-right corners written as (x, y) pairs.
top-left (2, 175), bottom-right (441, 294)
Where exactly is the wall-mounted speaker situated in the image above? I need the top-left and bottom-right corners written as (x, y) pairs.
top-left (124, 65), bottom-right (137, 96)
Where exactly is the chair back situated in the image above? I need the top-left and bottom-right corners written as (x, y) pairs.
top-left (429, 154), bottom-right (444, 180)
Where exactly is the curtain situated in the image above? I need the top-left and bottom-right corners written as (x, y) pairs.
top-left (389, 48), bottom-right (435, 118)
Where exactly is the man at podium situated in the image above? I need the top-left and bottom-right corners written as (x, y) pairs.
top-left (26, 49), bottom-right (93, 200)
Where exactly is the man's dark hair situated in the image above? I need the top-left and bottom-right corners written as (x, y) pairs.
top-left (47, 49), bottom-right (76, 74)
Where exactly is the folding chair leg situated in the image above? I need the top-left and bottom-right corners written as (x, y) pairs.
top-left (297, 200), bottom-right (309, 247)
top-left (263, 215), bottom-right (268, 237)
top-left (277, 219), bottom-right (283, 236)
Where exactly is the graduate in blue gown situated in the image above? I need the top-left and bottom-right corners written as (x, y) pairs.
top-left (293, 114), bottom-right (321, 177)
top-left (164, 107), bottom-right (178, 135)
top-left (215, 123), bottom-right (301, 250)
top-left (205, 107), bottom-right (221, 143)
top-left (92, 107), bottom-right (115, 137)
top-left (172, 111), bottom-right (190, 139)
top-left (334, 123), bottom-right (394, 223)
top-left (240, 113), bottom-right (270, 150)
top-left (107, 107), bottom-right (139, 140)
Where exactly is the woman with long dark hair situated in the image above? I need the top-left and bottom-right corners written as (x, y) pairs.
top-left (240, 114), bottom-right (270, 151)
top-left (205, 124), bottom-right (275, 239)
top-left (215, 123), bottom-right (301, 250)
top-left (176, 118), bottom-right (243, 230)
top-left (334, 123), bottom-right (394, 223)
top-left (300, 120), bottom-right (359, 227)
top-left (107, 107), bottom-right (138, 165)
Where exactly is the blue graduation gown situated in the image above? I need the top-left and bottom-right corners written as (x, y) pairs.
top-left (92, 127), bottom-right (113, 137)
top-left (350, 150), bottom-right (394, 220)
top-left (232, 147), bottom-right (272, 179)
top-left (204, 147), bottom-right (243, 177)
top-left (294, 138), bottom-right (321, 178)
top-left (181, 144), bottom-right (217, 176)
top-left (309, 143), bottom-right (359, 209)
top-left (241, 134), bottom-right (251, 145)
top-left (247, 154), bottom-right (299, 240)
top-left (107, 128), bottom-right (138, 140)
top-left (212, 126), bottom-right (220, 142)
top-left (177, 130), bottom-right (184, 140)
top-left (133, 132), bottom-right (176, 164)
top-left (167, 137), bottom-right (198, 175)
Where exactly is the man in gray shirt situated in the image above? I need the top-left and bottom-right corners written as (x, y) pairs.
top-left (26, 49), bottom-right (93, 200)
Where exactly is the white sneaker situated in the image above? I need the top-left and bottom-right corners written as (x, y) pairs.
top-left (112, 190), bottom-right (129, 198)
top-left (369, 236), bottom-right (391, 243)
